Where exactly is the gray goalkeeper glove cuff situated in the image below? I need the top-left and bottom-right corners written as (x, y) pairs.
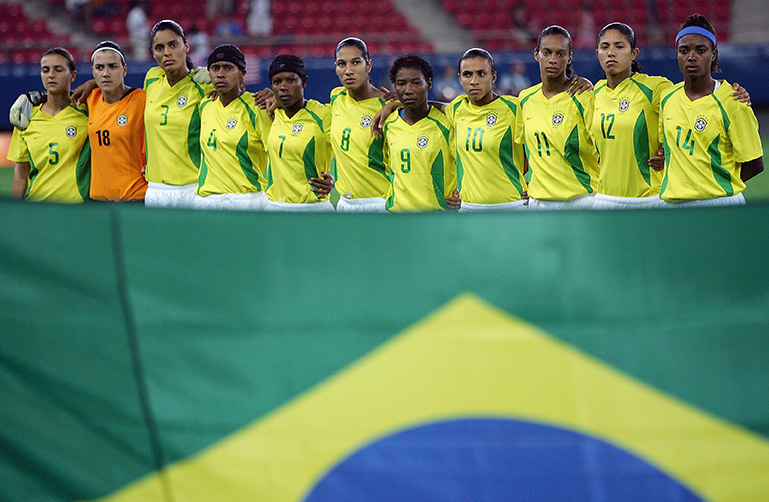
top-left (9, 91), bottom-right (46, 130)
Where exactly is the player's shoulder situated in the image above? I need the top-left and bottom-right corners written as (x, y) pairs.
top-left (329, 86), bottom-right (348, 104)
top-left (594, 79), bottom-right (609, 95)
top-left (144, 66), bottom-right (165, 88)
top-left (495, 94), bottom-right (519, 114)
top-left (517, 83), bottom-right (542, 106)
top-left (660, 82), bottom-right (685, 108)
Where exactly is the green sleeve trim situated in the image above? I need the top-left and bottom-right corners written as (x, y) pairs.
top-left (425, 115), bottom-right (450, 144)
top-left (187, 106), bottom-right (202, 169)
top-left (518, 84), bottom-right (541, 107)
top-left (564, 124), bottom-right (593, 193)
top-left (708, 134), bottom-right (733, 196)
top-left (237, 131), bottom-right (262, 190)
top-left (367, 136), bottom-right (387, 176)
top-left (303, 137), bottom-right (319, 180)
top-left (76, 138), bottom-right (91, 200)
top-left (305, 108), bottom-right (325, 132)
top-left (430, 150), bottom-right (449, 210)
top-left (145, 77), bottom-right (161, 89)
top-left (330, 89), bottom-right (346, 104)
top-left (498, 96), bottom-right (517, 116)
top-left (630, 77), bottom-right (654, 104)
top-left (711, 94), bottom-right (730, 132)
top-left (595, 83), bottom-right (607, 94)
top-left (191, 80), bottom-right (207, 98)
top-left (69, 105), bottom-right (89, 118)
top-left (660, 86), bottom-right (682, 110)
top-left (239, 97), bottom-right (257, 128)
top-left (383, 115), bottom-right (399, 135)
top-left (570, 94), bottom-right (585, 121)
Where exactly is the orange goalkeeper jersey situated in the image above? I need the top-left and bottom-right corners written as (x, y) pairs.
top-left (87, 87), bottom-right (147, 201)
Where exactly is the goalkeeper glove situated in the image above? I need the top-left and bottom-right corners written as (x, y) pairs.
top-left (191, 67), bottom-right (211, 84)
top-left (9, 91), bottom-right (45, 130)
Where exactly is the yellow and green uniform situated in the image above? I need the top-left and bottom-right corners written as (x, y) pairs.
top-left (594, 74), bottom-right (673, 197)
top-left (659, 80), bottom-right (763, 202)
top-left (265, 100), bottom-right (333, 204)
top-left (445, 94), bottom-right (525, 204)
top-left (197, 93), bottom-right (269, 197)
top-left (7, 104), bottom-right (91, 203)
top-left (516, 84), bottom-right (599, 200)
top-left (144, 66), bottom-right (213, 185)
top-left (383, 106), bottom-right (456, 212)
top-left (329, 87), bottom-right (389, 199)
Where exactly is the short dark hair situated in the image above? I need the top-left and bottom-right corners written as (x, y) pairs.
top-left (679, 14), bottom-right (720, 72)
top-left (458, 47), bottom-right (496, 74)
top-left (389, 53), bottom-right (433, 84)
top-left (536, 25), bottom-right (573, 78)
top-left (598, 22), bottom-right (643, 73)
top-left (268, 54), bottom-right (307, 80)
top-left (335, 37), bottom-right (370, 62)
top-left (41, 47), bottom-right (77, 72)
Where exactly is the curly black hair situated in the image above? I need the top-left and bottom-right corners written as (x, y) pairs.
top-left (389, 53), bottom-right (433, 84)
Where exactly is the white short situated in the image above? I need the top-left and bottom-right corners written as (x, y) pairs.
top-left (528, 193), bottom-right (595, 210)
top-left (144, 182), bottom-right (198, 209)
top-left (335, 196), bottom-right (387, 213)
top-left (459, 200), bottom-right (527, 212)
top-left (593, 193), bottom-right (665, 210)
top-left (660, 193), bottom-right (746, 208)
top-left (193, 191), bottom-right (267, 211)
top-left (265, 199), bottom-right (335, 213)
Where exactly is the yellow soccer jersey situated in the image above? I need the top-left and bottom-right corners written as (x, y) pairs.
top-left (329, 87), bottom-right (389, 199)
top-left (7, 104), bottom-right (91, 203)
top-left (445, 94), bottom-right (525, 204)
top-left (516, 84), bottom-right (600, 200)
top-left (383, 106), bottom-right (456, 212)
top-left (197, 93), bottom-right (269, 197)
top-left (659, 80), bottom-right (763, 202)
top-left (265, 100), bottom-right (333, 204)
top-left (594, 74), bottom-right (673, 197)
top-left (144, 66), bottom-right (214, 185)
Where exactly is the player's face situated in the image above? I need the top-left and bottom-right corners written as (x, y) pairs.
top-left (40, 54), bottom-right (76, 96)
top-left (459, 57), bottom-right (496, 106)
top-left (394, 67), bottom-right (430, 110)
top-left (209, 61), bottom-right (243, 94)
top-left (596, 29), bottom-right (638, 77)
top-left (335, 46), bottom-right (371, 91)
top-left (271, 71), bottom-right (305, 108)
top-left (535, 35), bottom-right (571, 81)
top-left (152, 29), bottom-right (190, 75)
top-left (676, 34), bottom-right (716, 79)
top-left (92, 51), bottom-right (127, 94)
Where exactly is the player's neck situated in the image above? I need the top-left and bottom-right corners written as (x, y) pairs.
top-left (401, 102), bottom-right (430, 125)
top-left (41, 92), bottom-right (71, 116)
top-left (684, 75), bottom-right (716, 101)
top-left (606, 70), bottom-right (632, 90)
top-left (218, 88), bottom-right (242, 107)
top-left (284, 99), bottom-right (307, 118)
top-left (102, 84), bottom-right (129, 104)
top-left (166, 68), bottom-right (190, 88)
top-left (542, 75), bottom-right (570, 98)
top-left (349, 83), bottom-right (380, 102)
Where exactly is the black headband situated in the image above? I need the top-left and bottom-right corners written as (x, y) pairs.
top-left (268, 58), bottom-right (306, 80)
top-left (207, 44), bottom-right (246, 70)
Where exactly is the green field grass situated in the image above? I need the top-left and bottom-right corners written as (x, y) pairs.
top-left (3, 138), bottom-right (769, 202)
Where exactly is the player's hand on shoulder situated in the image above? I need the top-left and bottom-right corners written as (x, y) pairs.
top-left (71, 79), bottom-right (97, 106)
top-left (568, 76), bottom-right (593, 96)
top-left (730, 82), bottom-right (751, 106)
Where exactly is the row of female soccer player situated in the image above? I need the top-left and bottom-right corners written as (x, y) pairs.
top-left (7, 14), bottom-right (764, 211)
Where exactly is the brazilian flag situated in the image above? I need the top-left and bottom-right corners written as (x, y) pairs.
top-left (1, 201), bottom-right (768, 501)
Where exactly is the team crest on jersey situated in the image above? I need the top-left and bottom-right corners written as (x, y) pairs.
top-left (360, 115), bottom-right (372, 127)
top-left (417, 135), bottom-right (429, 149)
top-left (226, 118), bottom-right (238, 130)
top-left (116, 114), bottom-right (128, 127)
top-left (177, 95), bottom-right (188, 108)
top-left (486, 112), bottom-right (498, 127)
top-left (618, 99), bottom-right (630, 113)
top-left (65, 125), bottom-right (77, 138)
top-left (552, 112), bottom-right (565, 126)
top-left (292, 122), bottom-right (303, 135)
top-left (694, 116), bottom-right (708, 133)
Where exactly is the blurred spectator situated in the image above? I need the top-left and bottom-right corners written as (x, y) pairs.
top-left (498, 61), bottom-right (531, 96)
top-left (66, 0), bottom-right (92, 26)
top-left (214, 14), bottom-right (245, 40)
top-left (126, 0), bottom-right (150, 61)
top-left (207, 0), bottom-right (235, 19)
top-left (574, 4), bottom-right (596, 49)
top-left (247, 0), bottom-right (272, 36)
top-left (188, 21), bottom-right (211, 67)
top-left (434, 65), bottom-right (463, 102)
top-left (511, 5), bottom-right (535, 47)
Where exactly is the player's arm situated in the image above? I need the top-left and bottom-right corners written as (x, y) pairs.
top-left (11, 162), bottom-right (30, 200)
top-left (740, 157), bottom-right (764, 182)
top-left (71, 80), bottom-right (98, 105)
